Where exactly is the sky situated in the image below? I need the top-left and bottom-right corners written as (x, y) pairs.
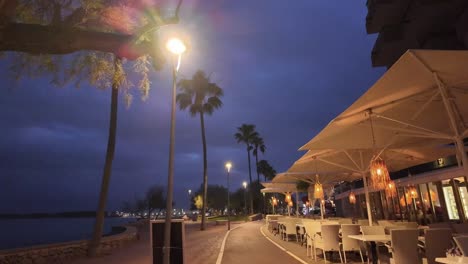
top-left (0, 0), bottom-right (385, 213)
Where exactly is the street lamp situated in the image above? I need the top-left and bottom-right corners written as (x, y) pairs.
top-left (163, 37), bottom-right (186, 264)
top-left (242, 181), bottom-right (247, 215)
top-left (188, 189), bottom-right (192, 211)
top-left (225, 162), bottom-right (232, 230)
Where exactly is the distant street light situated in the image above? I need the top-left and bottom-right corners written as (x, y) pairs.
top-left (225, 162), bottom-right (232, 230)
top-left (163, 37), bottom-right (186, 264)
top-left (188, 189), bottom-right (192, 210)
top-left (242, 181), bottom-right (247, 215)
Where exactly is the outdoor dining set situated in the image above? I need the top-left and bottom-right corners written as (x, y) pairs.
top-left (265, 215), bottom-right (468, 264)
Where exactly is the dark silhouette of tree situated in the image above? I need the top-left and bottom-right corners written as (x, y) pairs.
top-left (144, 185), bottom-right (166, 218)
top-left (252, 135), bottom-right (266, 183)
top-left (234, 124), bottom-right (258, 214)
top-left (192, 184), bottom-right (228, 213)
top-left (257, 160), bottom-right (277, 182)
top-left (176, 70), bottom-right (223, 230)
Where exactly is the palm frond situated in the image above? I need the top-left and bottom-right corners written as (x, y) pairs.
top-left (189, 104), bottom-right (202, 116)
top-left (176, 93), bottom-right (193, 110)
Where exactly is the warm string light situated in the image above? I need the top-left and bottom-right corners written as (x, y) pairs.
top-left (367, 110), bottom-right (391, 190)
top-left (385, 181), bottom-right (396, 196)
top-left (370, 156), bottom-right (391, 190)
top-left (349, 191), bottom-right (356, 204)
top-left (408, 186), bottom-right (418, 198)
top-left (314, 174), bottom-right (324, 199)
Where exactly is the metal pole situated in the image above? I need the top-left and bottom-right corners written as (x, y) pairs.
top-left (244, 189), bottom-right (247, 215)
top-left (403, 187), bottom-right (410, 221)
top-left (320, 199), bottom-right (324, 220)
top-left (163, 56), bottom-right (178, 264)
top-left (426, 183), bottom-right (436, 221)
top-left (296, 192), bottom-right (299, 217)
top-left (417, 184), bottom-right (427, 225)
top-left (395, 187), bottom-right (403, 221)
top-left (227, 170), bottom-right (230, 231)
top-left (362, 174), bottom-right (373, 226)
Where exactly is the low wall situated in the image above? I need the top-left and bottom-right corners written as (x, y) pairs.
top-left (0, 225), bottom-right (138, 264)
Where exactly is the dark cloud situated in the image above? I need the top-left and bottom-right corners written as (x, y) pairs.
top-left (0, 0), bottom-right (385, 213)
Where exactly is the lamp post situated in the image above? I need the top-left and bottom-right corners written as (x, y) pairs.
top-left (188, 189), bottom-right (192, 211)
top-left (242, 181), bottom-right (247, 215)
top-left (163, 37), bottom-right (186, 264)
top-left (225, 162), bottom-right (232, 231)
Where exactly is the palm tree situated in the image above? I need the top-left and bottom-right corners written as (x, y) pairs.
top-left (89, 56), bottom-right (124, 256)
top-left (234, 124), bottom-right (258, 214)
top-left (257, 160), bottom-right (277, 182)
top-left (176, 70), bottom-right (223, 231)
top-left (252, 135), bottom-right (266, 183)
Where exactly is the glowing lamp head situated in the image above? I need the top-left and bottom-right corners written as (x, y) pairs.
top-left (288, 201), bottom-right (293, 207)
top-left (242, 181), bottom-right (247, 189)
top-left (376, 168), bottom-right (382, 175)
top-left (225, 162), bottom-right (232, 172)
top-left (166, 38), bottom-right (186, 55)
top-left (272, 197), bottom-right (278, 206)
top-left (349, 191), bottom-right (356, 204)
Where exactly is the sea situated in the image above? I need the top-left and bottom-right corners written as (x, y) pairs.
top-left (0, 217), bottom-right (135, 250)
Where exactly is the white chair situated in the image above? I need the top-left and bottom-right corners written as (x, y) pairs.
top-left (454, 236), bottom-right (468, 256)
top-left (283, 221), bottom-right (298, 241)
top-left (394, 221), bottom-right (418, 228)
top-left (340, 224), bottom-right (364, 263)
top-left (339, 218), bottom-right (353, 225)
top-left (428, 222), bottom-right (452, 230)
top-left (388, 229), bottom-right (420, 264)
top-left (361, 226), bottom-right (386, 263)
top-left (361, 226), bottom-right (385, 235)
top-left (304, 221), bottom-right (322, 257)
top-left (314, 224), bottom-right (343, 263)
top-left (421, 228), bottom-right (452, 264)
top-left (358, 219), bottom-right (370, 226)
top-left (297, 224), bottom-right (306, 243)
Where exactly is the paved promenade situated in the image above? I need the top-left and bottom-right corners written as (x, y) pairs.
top-left (221, 221), bottom-right (302, 264)
top-left (72, 220), bottom-right (362, 264)
top-left (71, 221), bottom-right (230, 264)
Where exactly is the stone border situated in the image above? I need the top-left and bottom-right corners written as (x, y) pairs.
top-left (0, 225), bottom-right (138, 264)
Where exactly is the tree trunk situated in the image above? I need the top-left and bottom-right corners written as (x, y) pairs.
top-left (247, 146), bottom-right (253, 214)
top-left (200, 112), bottom-right (208, 231)
top-left (88, 57), bottom-right (120, 257)
top-left (255, 151), bottom-right (260, 183)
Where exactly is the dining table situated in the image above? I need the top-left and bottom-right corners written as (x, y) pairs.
top-left (348, 235), bottom-right (391, 264)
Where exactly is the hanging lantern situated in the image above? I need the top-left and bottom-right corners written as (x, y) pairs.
top-left (408, 186), bottom-right (418, 198)
top-left (349, 191), bottom-right (356, 204)
top-left (285, 193), bottom-right (292, 202)
top-left (369, 156), bottom-right (391, 190)
top-left (385, 181), bottom-right (396, 196)
top-left (314, 174), bottom-right (324, 199)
